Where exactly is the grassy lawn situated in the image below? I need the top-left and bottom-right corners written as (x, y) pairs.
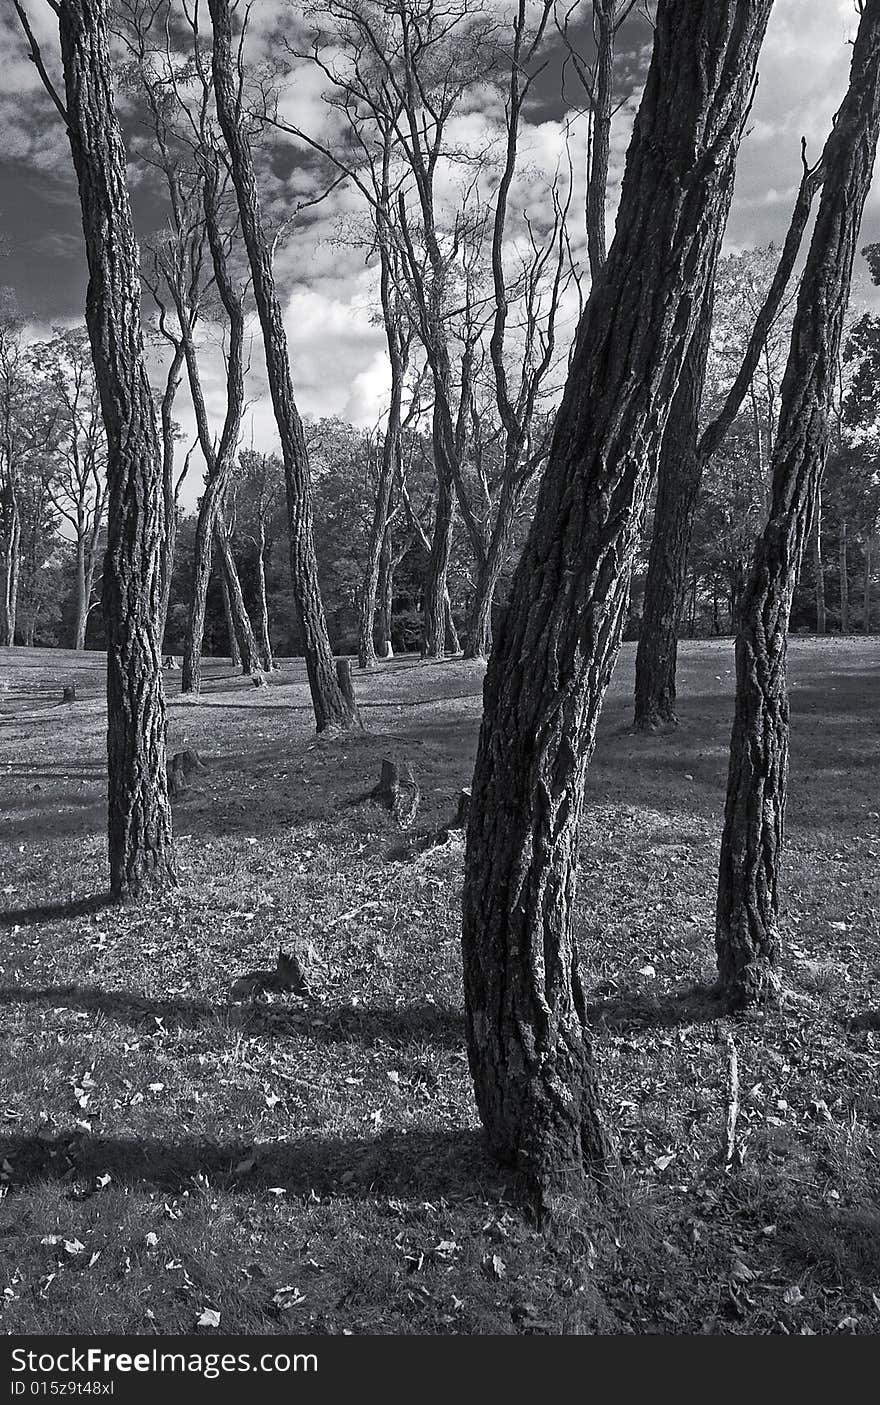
top-left (1, 637), bottom-right (879, 1335)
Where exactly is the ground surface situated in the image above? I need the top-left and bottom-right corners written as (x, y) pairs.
top-left (0, 638), bottom-right (878, 1335)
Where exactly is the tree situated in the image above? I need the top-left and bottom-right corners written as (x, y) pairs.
top-left (461, 0), bottom-right (773, 1209)
top-left (633, 163), bottom-right (824, 730)
top-left (238, 449), bottom-right (284, 670)
top-left (34, 329), bottom-right (108, 650)
top-left (0, 317), bottom-right (25, 647)
top-left (207, 0), bottom-right (357, 729)
top-left (15, 0), bottom-right (175, 899)
top-left (715, 0), bottom-right (880, 1007)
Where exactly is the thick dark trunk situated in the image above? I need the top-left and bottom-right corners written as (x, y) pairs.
top-left (208, 0), bottom-right (354, 731)
top-left (633, 315), bottom-right (712, 729)
top-left (57, 0), bottom-right (174, 899)
top-left (716, 0), bottom-right (880, 1008)
top-left (864, 534), bottom-right (873, 632)
top-left (840, 519), bottom-right (850, 631)
top-left (462, 0), bottom-right (771, 1209)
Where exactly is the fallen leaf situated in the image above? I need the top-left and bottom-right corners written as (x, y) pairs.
top-left (196, 1308), bottom-right (221, 1329)
top-left (273, 1285), bottom-right (306, 1309)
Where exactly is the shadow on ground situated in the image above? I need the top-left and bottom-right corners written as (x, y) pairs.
top-left (0, 980), bottom-right (465, 1048)
top-left (0, 1125), bottom-right (504, 1203)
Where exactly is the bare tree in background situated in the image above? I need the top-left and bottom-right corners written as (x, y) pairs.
top-left (208, 0), bottom-right (357, 728)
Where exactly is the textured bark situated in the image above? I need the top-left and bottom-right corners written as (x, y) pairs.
top-left (634, 148), bottom-right (825, 730)
top-left (839, 520), bottom-right (850, 631)
top-left (208, 0), bottom-right (354, 731)
top-left (716, 0), bottom-right (880, 1008)
top-left (633, 315), bottom-right (712, 729)
top-left (57, 0), bottom-right (174, 899)
top-left (462, 0), bottom-right (772, 1208)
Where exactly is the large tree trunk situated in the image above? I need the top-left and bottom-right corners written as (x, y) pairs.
top-left (813, 484), bottom-right (827, 633)
top-left (462, 0), bottom-right (771, 1211)
top-left (839, 519), bottom-right (850, 631)
top-left (633, 315), bottom-right (712, 729)
top-left (716, 0), bottom-right (880, 1008)
top-left (208, 0), bottom-right (354, 730)
top-left (57, 0), bottom-right (174, 900)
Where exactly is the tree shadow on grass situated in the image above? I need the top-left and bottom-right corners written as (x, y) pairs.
top-left (0, 1126), bottom-right (506, 1203)
top-left (587, 981), bottom-right (726, 1033)
top-left (0, 893), bottom-right (112, 929)
top-left (246, 1000), bottom-right (465, 1051)
top-left (0, 980), bottom-right (464, 1049)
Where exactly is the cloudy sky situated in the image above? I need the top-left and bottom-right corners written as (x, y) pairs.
top-left (0, 0), bottom-right (874, 510)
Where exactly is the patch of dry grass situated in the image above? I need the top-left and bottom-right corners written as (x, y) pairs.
top-left (0, 638), bottom-right (879, 1334)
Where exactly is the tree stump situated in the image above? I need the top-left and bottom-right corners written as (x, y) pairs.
top-left (336, 658), bottom-right (363, 727)
top-left (61, 684), bottom-right (76, 704)
top-left (448, 787), bottom-right (471, 830)
top-left (167, 748), bottom-right (205, 797)
top-left (162, 655), bottom-right (181, 669)
top-left (370, 758), bottom-right (419, 828)
top-left (174, 749), bottom-right (205, 778)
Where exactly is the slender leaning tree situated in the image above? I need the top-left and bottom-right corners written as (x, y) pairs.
top-left (461, 0), bottom-right (774, 1210)
top-left (207, 0), bottom-right (355, 730)
top-left (716, 0), bottom-right (880, 1007)
top-left (15, 0), bottom-right (175, 899)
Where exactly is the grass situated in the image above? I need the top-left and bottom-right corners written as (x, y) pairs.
top-left (0, 636), bottom-right (879, 1335)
